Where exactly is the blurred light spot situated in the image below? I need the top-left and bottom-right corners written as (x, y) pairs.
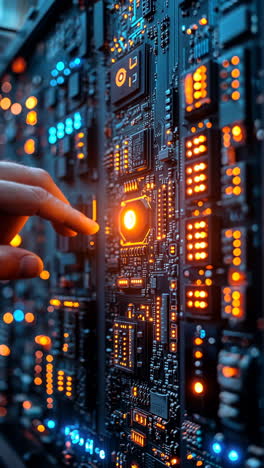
top-left (11, 103), bottom-right (22, 115)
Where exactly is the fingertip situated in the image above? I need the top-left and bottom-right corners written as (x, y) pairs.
top-left (19, 255), bottom-right (43, 278)
top-left (90, 221), bottom-right (100, 235)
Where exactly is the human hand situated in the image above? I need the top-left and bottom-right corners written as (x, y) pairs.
top-left (0, 161), bottom-right (99, 280)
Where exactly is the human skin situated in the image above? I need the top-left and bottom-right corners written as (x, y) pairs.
top-left (0, 161), bottom-right (99, 280)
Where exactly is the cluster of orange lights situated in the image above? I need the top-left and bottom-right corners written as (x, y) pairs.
top-left (186, 161), bottom-right (208, 197)
top-left (49, 298), bottom-right (79, 308)
top-left (222, 124), bottom-right (245, 148)
top-left (131, 429), bottom-right (146, 447)
top-left (133, 410), bottom-right (147, 426)
top-left (185, 134), bottom-right (208, 159)
top-left (223, 164), bottom-right (242, 198)
top-left (186, 219), bottom-right (209, 262)
top-left (186, 288), bottom-right (209, 312)
top-left (46, 355), bottom-right (54, 398)
top-left (113, 322), bottom-right (134, 369)
top-left (155, 296), bottom-right (161, 341)
top-left (75, 132), bottom-right (85, 159)
top-left (223, 228), bottom-right (244, 268)
top-left (222, 286), bottom-right (244, 319)
top-left (185, 16), bottom-right (208, 35)
top-left (184, 65), bottom-right (209, 113)
top-left (220, 55), bottom-right (241, 101)
top-left (34, 350), bottom-right (43, 386)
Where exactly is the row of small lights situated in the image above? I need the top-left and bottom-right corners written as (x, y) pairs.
top-left (49, 58), bottom-right (81, 87)
top-left (48, 112), bottom-right (82, 143)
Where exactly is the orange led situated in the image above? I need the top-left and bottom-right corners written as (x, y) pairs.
top-left (0, 345), bottom-right (10, 356)
top-left (194, 337), bottom-right (203, 345)
top-left (0, 97), bottom-right (11, 110)
top-left (26, 110), bottom-right (37, 125)
top-left (37, 424), bottom-right (45, 433)
top-left (231, 91), bottom-right (240, 101)
top-left (34, 377), bottom-right (42, 385)
top-left (194, 351), bottom-right (203, 359)
top-left (25, 312), bottom-right (34, 323)
top-left (35, 335), bottom-right (51, 347)
top-left (11, 57), bottom-right (26, 73)
top-left (23, 400), bottom-right (32, 410)
top-left (222, 366), bottom-right (239, 378)
top-left (77, 153), bottom-right (85, 159)
top-left (3, 312), bottom-right (13, 324)
top-left (123, 209), bottom-right (137, 230)
top-left (25, 96), bottom-right (38, 109)
top-left (11, 103), bottom-right (22, 115)
top-left (231, 56), bottom-right (240, 65)
top-left (40, 270), bottom-right (50, 280)
top-left (193, 380), bottom-right (204, 395)
top-left (24, 138), bottom-right (35, 155)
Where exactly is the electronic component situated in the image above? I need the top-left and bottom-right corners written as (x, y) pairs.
top-left (111, 46), bottom-right (147, 108)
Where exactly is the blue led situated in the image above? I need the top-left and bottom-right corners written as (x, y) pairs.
top-left (49, 126), bottom-right (57, 135)
top-left (50, 79), bottom-right (57, 87)
top-left (74, 112), bottom-right (81, 121)
top-left (48, 135), bottom-right (57, 144)
top-left (47, 420), bottom-right (56, 429)
top-left (85, 439), bottom-right (94, 455)
top-left (212, 442), bottom-right (222, 455)
top-left (99, 450), bottom-right (106, 460)
top-left (79, 437), bottom-right (84, 446)
top-left (51, 69), bottom-right (59, 77)
top-left (228, 450), bottom-right (239, 463)
top-left (57, 76), bottom-right (65, 85)
top-left (57, 122), bottom-right (65, 131)
top-left (57, 131), bottom-right (65, 139)
top-left (200, 329), bottom-right (206, 339)
top-left (65, 118), bottom-right (73, 126)
top-left (71, 430), bottom-right (80, 444)
top-left (65, 127), bottom-right (73, 135)
top-left (69, 61), bottom-right (75, 69)
top-left (13, 309), bottom-right (24, 322)
top-left (64, 68), bottom-right (71, 76)
top-left (74, 57), bottom-right (81, 66)
top-left (56, 61), bottom-right (65, 71)
top-left (64, 426), bottom-right (71, 436)
top-left (74, 122), bottom-right (81, 130)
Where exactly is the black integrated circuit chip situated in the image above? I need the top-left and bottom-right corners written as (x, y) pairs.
top-left (131, 128), bottom-right (151, 172)
top-left (111, 45), bottom-right (147, 108)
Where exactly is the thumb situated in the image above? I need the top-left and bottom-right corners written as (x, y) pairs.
top-left (0, 246), bottom-right (43, 280)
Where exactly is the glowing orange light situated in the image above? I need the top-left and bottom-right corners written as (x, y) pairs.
top-left (34, 377), bottom-right (42, 385)
top-left (3, 312), bottom-right (13, 324)
top-left (11, 103), bottom-right (22, 115)
top-left (115, 67), bottom-right (127, 87)
top-left (26, 110), bottom-right (37, 126)
top-left (35, 335), bottom-right (51, 347)
top-left (11, 57), bottom-right (26, 74)
top-left (123, 209), bottom-right (137, 230)
top-left (199, 17), bottom-right (208, 25)
top-left (222, 366), bottom-right (239, 378)
top-left (77, 153), bottom-right (85, 159)
top-left (23, 400), bottom-right (32, 410)
top-left (0, 97), bottom-right (11, 110)
top-left (194, 337), bottom-right (203, 345)
top-left (37, 424), bottom-right (45, 433)
top-left (193, 381), bottom-right (204, 394)
top-left (25, 312), bottom-right (35, 323)
top-left (24, 138), bottom-right (35, 155)
top-left (10, 234), bottom-right (22, 247)
top-left (194, 351), bottom-right (203, 359)
top-left (231, 56), bottom-right (240, 65)
top-left (25, 96), bottom-right (38, 109)
top-left (0, 345), bottom-right (10, 356)
top-left (231, 91), bottom-right (240, 101)
top-left (40, 270), bottom-right (50, 280)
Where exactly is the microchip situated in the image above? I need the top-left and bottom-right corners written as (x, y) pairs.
top-left (131, 128), bottom-right (151, 172)
top-left (111, 45), bottom-right (147, 108)
top-left (150, 391), bottom-right (169, 419)
top-left (113, 319), bottom-right (136, 372)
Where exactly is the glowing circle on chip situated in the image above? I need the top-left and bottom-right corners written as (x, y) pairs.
top-left (228, 449), bottom-right (239, 463)
top-left (123, 210), bottom-right (137, 230)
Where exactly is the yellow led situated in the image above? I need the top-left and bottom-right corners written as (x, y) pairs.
top-left (123, 209), bottom-right (136, 230)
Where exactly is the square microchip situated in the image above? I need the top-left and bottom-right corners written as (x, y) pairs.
top-left (150, 391), bottom-right (169, 419)
top-left (111, 46), bottom-right (147, 108)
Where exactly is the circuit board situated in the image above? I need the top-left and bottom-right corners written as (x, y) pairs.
top-left (0, 0), bottom-right (263, 467)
